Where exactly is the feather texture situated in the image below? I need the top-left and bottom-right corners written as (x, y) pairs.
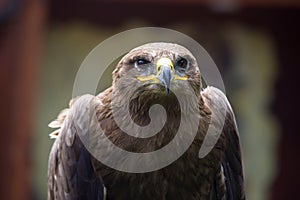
top-left (48, 43), bottom-right (245, 200)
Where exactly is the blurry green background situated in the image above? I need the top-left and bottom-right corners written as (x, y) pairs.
top-left (1, 0), bottom-right (299, 200)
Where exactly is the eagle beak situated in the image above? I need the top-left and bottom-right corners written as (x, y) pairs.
top-left (155, 58), bottom-right (174, 95)
top-left (137, 57), bottom-right (183, 95)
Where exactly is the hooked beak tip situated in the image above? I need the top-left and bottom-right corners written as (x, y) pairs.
top-left (158, 65), bottom-right (172, 95)
top-left (166, 87), bottom-right (170, 95)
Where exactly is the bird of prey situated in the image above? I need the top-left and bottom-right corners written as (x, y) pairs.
top-left (48, 42), bottom-right (245, 200)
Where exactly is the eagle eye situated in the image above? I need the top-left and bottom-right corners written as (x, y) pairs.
top-left (176, 58), bottom-right (188, 69)
top-left (175, 57), bottom-right (188, 74)
top-left (135, 58), bottom-right (151, 66)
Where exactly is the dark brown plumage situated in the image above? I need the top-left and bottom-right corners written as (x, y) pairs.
top-left (48, 43), bottom-right (245, 200)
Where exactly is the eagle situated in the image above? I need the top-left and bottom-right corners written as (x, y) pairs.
top-left (47, 42), bottom-right (245, 200)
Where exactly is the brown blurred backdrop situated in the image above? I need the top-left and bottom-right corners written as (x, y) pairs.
top-left (1, 0), bottom-right (300, 199)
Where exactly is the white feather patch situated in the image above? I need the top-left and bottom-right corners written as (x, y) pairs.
top-left (49, 129), bottom-right (61, 139)
top-left (48, 120), bottom-right (62, 128)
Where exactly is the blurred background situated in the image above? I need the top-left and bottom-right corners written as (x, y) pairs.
top-left (1, 0), bottom-right (299, 199)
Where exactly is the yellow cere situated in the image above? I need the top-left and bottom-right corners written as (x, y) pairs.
top-left (156, 58), bottom-right (174, 71)
top-left (156, 58), bottom-right (187, 80)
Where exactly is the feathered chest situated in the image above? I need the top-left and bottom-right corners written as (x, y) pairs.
top-left (93, 107), bottom-right (223, 200)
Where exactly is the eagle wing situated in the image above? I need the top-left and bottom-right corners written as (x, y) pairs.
top-left (201, 86), bottom-right (245, 200)
top-left (47, 96), bottom-right (105, 200)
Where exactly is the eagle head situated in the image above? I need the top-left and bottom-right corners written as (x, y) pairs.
top-left (112, 42), bottom-right (201, 99)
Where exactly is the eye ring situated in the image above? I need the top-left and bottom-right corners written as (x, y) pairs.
top-left (176, 58), bottom-right (188, 68)
top-left (175, 57), bottom-right (188, 73)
